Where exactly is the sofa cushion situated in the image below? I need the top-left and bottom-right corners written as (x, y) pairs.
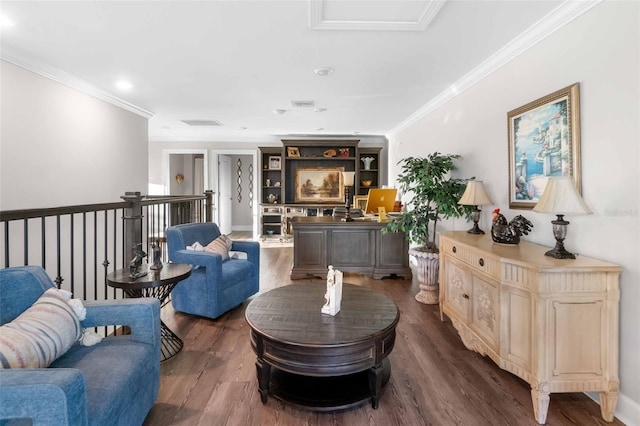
top-left (51, 337), bottom-right (157, 425)
top-left (204, 234), bottom-right (232, 260)
top-left (0, 288), bottom-right (82, 368)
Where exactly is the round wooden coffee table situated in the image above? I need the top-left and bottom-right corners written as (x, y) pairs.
top-left (245, 282), bottom-right (399, 411)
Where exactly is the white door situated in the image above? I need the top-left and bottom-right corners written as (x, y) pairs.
top-left (218, 155), bottom-right (232, 234)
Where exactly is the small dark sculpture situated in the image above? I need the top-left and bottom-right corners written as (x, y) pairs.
top-left (129, 244), bottom-right (148, 279)
top-left (491, 208), bottom-right (533, 244)
top-left (149, 243), bottom-right (163, 271)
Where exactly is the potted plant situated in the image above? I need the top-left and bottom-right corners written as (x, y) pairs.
top-left (387, 152), bottom-right (471, 304)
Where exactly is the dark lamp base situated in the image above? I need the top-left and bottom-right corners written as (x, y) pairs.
top-left (467, 223), bottom-right (485, 234)
top-left (544, 243), bottom-right (576, 259)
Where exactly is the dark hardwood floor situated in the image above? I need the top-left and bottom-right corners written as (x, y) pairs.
top-left (143, 246), bottom-right (624, 426)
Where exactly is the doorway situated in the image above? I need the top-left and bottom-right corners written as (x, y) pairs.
top-left (211, 150), bottom-right (258, 238)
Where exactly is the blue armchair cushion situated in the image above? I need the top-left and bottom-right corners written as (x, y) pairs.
top-left (0, 288), bottom-right (81, 369)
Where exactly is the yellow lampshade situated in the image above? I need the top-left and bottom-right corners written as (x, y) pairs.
top-left (458, 180), bottom-right (493, 206)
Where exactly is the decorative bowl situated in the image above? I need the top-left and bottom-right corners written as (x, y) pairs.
top-left (266, 230), bottom-right (275, 235)
top-left (361, 180), bottom-right (373, 187)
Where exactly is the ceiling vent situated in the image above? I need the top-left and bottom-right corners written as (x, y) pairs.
top-left (181, 119), bottom-right (223, 127)
top-left (291, 100), bottom-right (315, 108)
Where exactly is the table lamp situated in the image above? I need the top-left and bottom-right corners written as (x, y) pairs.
top-left (458, 180), bottom-right (493, 234)
top-left (533, 176), bottom-right (592, 259)
top-left (342, 171), bottom-right (355, 222)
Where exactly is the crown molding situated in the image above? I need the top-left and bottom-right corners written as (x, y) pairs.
top-left (1, 49), bottom-right (154, 119)
top-left (387, 0), bottom-right (603, 139)
top-left (309, 0), bottom-right (445, 31)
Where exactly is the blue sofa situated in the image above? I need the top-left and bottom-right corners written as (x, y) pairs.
top-left (0, 266), bottom-right (161, 425)
top-left (166, 222), bottom-right (259, 319)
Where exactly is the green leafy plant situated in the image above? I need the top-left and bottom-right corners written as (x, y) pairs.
top-left (387, 152), bottom-right (471, 252)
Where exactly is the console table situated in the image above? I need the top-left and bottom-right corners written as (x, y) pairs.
top-left (289, 216), bottom-right (412, 280)
top-left (438, 231), bottom-right (621, 424)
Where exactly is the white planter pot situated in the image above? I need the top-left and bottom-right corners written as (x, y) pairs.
top-left (410, 249), bottom-right (440, 305)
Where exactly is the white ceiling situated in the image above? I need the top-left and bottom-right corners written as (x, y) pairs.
top-left (0, 0), bottom-right (568, 143)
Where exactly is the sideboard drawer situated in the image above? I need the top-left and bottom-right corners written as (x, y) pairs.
top-left (441, 238), bottom-right (500, 280)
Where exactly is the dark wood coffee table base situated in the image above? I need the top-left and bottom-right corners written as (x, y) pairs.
top-left (268, 358), bottom-right (391, 411)
top-left (246, 283), bottom-right (399, 412)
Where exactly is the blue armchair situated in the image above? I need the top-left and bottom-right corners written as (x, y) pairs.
top-left (166, 222), bottom-right (260, 319)
top-left (0, 266), bottom-right (161, 426)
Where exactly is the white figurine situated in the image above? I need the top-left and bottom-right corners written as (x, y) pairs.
top-left (322, 265), bottom-right (343, 316)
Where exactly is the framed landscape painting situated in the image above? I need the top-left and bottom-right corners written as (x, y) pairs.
top-left (295, 167), bottom-right (344, 203)
top-left (507, 83), bottom-right (581, 209)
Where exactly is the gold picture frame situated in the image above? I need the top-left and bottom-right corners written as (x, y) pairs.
top-left (508, 83), bottom-right (581, 209)
top-left (294, 167), bottom-right (344, 203)
top-left (353, 195), bottom-right (368, 211)
top-left (287, 147), bottom-right (300, 157)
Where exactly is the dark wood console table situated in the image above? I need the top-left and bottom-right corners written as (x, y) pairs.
top-left (289, 216), bottom-right (412, 280)
top-left (245, 282), bottom-right (399, 411)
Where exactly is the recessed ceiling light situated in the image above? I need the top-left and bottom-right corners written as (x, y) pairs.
top-left (273, 109), bottom-right (286, 115)
top-left (116, 80), bottom-right (133, 91)
top-left (314, 108), bottom-right (326, 113)
top-left (239, 126), bottom-right (247, 130)
top-left (314, 67), bottom-right (334, 76)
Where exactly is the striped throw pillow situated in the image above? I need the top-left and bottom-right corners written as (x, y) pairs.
top-left (0, 288), bottom-right (82, 369)
top-left (204, 234), bottom-right (232, 260)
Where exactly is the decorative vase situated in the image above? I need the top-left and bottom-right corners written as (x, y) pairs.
top-left (361, 157), bottom-right (375, 170)
top-left (410, 248), bottom-right (440, 304)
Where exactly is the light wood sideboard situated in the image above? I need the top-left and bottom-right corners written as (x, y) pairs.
top-left (438, 231), bottom-right (621, 424)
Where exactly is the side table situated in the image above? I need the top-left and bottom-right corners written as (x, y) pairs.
top-left (106, 263), bottom-right (192, 362)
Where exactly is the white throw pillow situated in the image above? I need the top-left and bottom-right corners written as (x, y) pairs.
top-left (0, 288), bottom-right (82, 368)
top-left (204, 234), bottom-right (233, 260)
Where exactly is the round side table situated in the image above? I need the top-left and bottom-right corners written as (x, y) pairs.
top-left (107, 263), bottom-right (192, 362)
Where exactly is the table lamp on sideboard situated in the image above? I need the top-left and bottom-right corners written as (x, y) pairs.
top-left (533, 176), bottom-right (592, 259)
top-left (458, 180), bottom-right (493, 234)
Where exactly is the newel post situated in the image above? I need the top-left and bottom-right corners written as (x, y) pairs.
top-left (122, 191), bottom-right (144, 258)
top-left (205, 190), bottom-right (215, 223)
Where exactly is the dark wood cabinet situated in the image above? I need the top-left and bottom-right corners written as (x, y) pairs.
top-left (259, 147), bottom-right (283, 237)
top-left (289, 217), bottom-right (412, 280)
top-left (259, 141), bottom-right (385, 239)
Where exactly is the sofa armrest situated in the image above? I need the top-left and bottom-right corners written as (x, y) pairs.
top-left (171, 249), bottom-right (223, 269)
top-left (82, 298), bottom-right (160, 347)
top-left (230, 240), bottom-right (260, 265)
top-left (0, 369), bottom-right (87, 425)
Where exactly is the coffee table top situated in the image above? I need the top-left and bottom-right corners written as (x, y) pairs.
top-left (245, 282), bottom-right (399, 346)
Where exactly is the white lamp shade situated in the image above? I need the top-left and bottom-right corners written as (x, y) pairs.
top-left (458, 180), bottom-right (493, 206)
top-left (533, 177), bottom-right (592, 215)
top-left (342, 171), bottom-right (355, 186)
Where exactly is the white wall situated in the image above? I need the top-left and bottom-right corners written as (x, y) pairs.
top-left (0, 61), bottom-right (148, 209)
top-left (389, 2), bottom-right (639, 423)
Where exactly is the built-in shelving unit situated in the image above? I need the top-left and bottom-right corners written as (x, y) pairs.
top-left (259, 147), bottom-right (283, 237)
top-left (258, 140), bottom-right (383, 239)
top-left (357, 147), bottom-right (381, 196)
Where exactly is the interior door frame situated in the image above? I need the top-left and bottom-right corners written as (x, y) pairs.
top-left (161, 149), bottom-right (209, 195)
top-left (211, 149), bottom-right (258, 238)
